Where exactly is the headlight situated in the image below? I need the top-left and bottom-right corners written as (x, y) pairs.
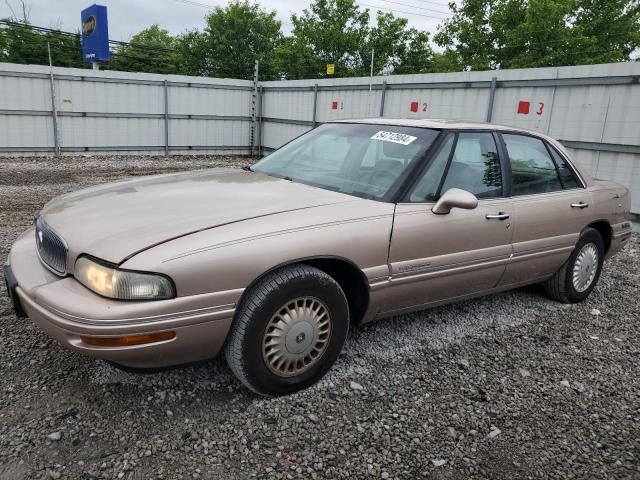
top-left (74, 256), bottom-right (175, 300)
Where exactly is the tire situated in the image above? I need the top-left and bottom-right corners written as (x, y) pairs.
top-left (224, 264), bottom-right (349, 396)
top-left (543, 227), bottom-right (604, 303)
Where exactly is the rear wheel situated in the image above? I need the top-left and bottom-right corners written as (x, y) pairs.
top-left (225, 265), bottom-right (349, 396)
top-left (544, 227), bottom-right (604, 303)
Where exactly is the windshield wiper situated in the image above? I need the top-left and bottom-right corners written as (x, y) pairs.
top-left (283, 176), bottom-right (294, 182)
top-left (241, 165), bottom-right (253, 172)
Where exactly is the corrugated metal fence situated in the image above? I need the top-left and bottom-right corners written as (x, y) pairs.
top-left (1, 61), bottom-right (639, 212)
top-left (0, 63), bottom-right (254, 155)
top-left (260, 62), bottom-right (640, 213)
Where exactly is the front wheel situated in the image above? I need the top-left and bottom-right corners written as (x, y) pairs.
top-left (225, 265), bottom-right (349, 396)
top-left (544, 227), bottom-right (604, 303)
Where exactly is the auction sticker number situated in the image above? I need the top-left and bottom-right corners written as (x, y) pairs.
top-left (371, 131), bottom-right (417, 145)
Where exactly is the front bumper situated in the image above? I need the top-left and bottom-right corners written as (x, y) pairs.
top-left (5, 229), bottom-right (239, 368)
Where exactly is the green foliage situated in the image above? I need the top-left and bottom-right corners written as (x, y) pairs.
top-left (570, 0), bottom-right (640, 64)
top-left (173, 30), bottom-right (208, 77)
top-left (279, 0), bottom-right (370, 78)
top-left (435, 0), bottom-right (640, 70)
top-left (198, 0), bottom-right (283, 79)
top-left (0, 22), bottom-right (84, 68)
top-left (109, 25), bottom-right (180, 74)
top-left (368, 13), bottom-right (417, 74)
top-left (394, 31), bottom-right (461, 74)
top-left (275, 0), bottom-right (441, 78)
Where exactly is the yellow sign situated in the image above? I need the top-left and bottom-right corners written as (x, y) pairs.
top-left (327, 64), bottom-right (335, 75)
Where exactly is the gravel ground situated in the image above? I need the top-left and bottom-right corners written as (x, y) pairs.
top-left (0, 155), bottom-right (638, 480)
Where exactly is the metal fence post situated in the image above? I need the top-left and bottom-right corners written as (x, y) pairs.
top-left (312, 83), bottom-right (319, 127)
top-left (250, 60), bottom-right (260, 155)
top-left (163, 79), bottom-right (169, 156)
top-left (257, 85), bottom-right (264, 157)
top-left (486, 76), bottom-right (497, 122)
top-left (47, 43), bottom-right (60, 156)
top-left (379, 81), bottom-right (387, 117)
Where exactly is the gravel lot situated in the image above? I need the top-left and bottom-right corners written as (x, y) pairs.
top-left (1, 155), bottom-right (638, 480)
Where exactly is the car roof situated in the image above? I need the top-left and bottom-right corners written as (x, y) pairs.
top-left (331, 117), bottom-right (530, 133)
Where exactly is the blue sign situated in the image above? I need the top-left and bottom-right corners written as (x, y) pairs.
top-left (81, 4), bottom-right (110, 63)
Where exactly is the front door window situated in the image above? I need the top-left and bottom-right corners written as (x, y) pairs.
top-left (409, 132), bottom-right (503, 201)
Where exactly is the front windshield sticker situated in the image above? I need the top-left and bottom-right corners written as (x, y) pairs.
top-left (371, 130), bottom-right (417, 145)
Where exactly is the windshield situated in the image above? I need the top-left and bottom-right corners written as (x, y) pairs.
top-left (252, 123), bottom-right (439, 200)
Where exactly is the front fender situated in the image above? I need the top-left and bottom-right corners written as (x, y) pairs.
top-left (121, 201), bottom-right (395, 298)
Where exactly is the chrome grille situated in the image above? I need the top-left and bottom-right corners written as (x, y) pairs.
top-left (35, 217), bottom-right (68, 275)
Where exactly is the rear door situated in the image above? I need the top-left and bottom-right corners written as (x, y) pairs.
top-left (497, 133), bottom-right (592, 286)
top-left (383, 131), bottom-right (514, 315)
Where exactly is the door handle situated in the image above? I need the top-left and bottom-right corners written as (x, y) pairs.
top-left (486, 212), bottom-right (510, 220)
top-left (571, 202), bottom-right (589, 209)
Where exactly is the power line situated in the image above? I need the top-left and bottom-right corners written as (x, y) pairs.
top-left (368, 0), bottom-right (451, 16)
top-left (409, 0), bottom-right (456, 7)
top-left (167, 0), bottom-right (450, 21)
top-left (0, 31), bottom-right (177, 67)
top-left (358, 2), bottom-right (450, 20)
top-left (0, 20), bottom-right (179, 54)
top-left (168, 0), bottom-right (218, 9)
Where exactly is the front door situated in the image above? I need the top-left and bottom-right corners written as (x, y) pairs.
top-left (383, 131), bottom-right (514, 316)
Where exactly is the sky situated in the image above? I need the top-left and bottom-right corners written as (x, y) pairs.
top-left (0, 0), bottom-right (456, 41)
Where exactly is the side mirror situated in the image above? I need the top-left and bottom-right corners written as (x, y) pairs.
top-left (432, 188), bottom-right (478, 215)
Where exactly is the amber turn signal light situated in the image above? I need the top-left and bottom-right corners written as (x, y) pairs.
top-left (80, 331), bottom-right (176, 347)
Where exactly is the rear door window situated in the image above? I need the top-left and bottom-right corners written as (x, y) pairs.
top-left (502, 134), bottom-right (563, 196)
top-left (547, 144), bottom-right (581, 189)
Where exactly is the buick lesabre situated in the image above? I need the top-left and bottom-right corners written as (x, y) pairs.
top-left (4, 119), bottom-right (632, 395)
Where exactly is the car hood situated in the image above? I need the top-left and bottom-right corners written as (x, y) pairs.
top-left (40, 168), bottom-right (353, 265)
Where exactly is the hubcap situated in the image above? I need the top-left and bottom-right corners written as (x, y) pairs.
top-left (262, 297), bottom-right (332, 377)
top-left (572, 242), bottom-right (598, 292)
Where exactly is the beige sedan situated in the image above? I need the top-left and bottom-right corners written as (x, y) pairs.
top-left (4, 119), bottom-right (632, 395)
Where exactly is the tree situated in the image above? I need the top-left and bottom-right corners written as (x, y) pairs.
top-left (570, 0), bottom-right (640, 64)
top-left (435, 0), bottom-right (511, 70)
top-left (198, 0), bottom-right (283, 79)
top-left (394, 30), bottom-right (462, 74)
top-left (366, 12), bottom-right (415, 75)
top-left (174, 29), bottom-right (207, 76)
top-left (435, 0), bottom-right (640, 70)
top-left (277, 0), bottom-right (370, 79)
top-left (275, 0), bottom-right (445, 79)
top-left (109, 25), bottom-right (180, 74)
top-left (1, 0), bottom-right (84, 67)
top-left (497, 0), bottom-right (575, 68)
top-left (0, 21), bottom-right (84, 67)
